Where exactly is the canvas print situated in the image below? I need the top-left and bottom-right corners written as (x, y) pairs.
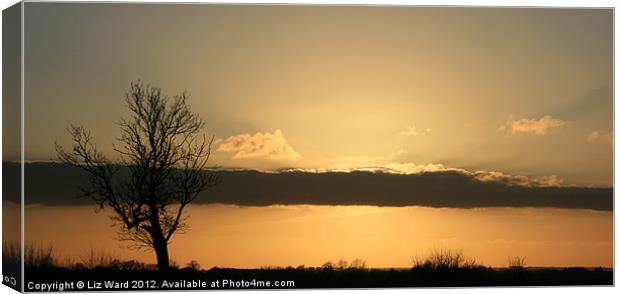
top-left (2, 1), bottom-right (614, 292)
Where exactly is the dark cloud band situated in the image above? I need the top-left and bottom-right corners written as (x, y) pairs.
top-left (4, 162), bottom-right (612, 211)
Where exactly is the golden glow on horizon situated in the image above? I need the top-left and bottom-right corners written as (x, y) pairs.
top-left (24, 204), bottom-right (612, 269)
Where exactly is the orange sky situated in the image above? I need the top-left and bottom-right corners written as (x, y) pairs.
top-left (23, 204), bottom-right (612, 269)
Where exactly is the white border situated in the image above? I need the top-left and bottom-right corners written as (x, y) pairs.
top-left (20, 1), bottom-right (24, 292)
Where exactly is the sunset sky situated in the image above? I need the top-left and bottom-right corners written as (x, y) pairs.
top-left (7, 3), bottom-right (614, 268)
top-left (16, 4), bottom-right (612, 187)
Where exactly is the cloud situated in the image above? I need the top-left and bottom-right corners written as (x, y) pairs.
top-left (473, 171), bottom-right (564, 188)
top-left (13, 162), bottom-right (611, 211)
top-left (587, 131), bottom-right (601, 142)
top-left (501, 115), bottom-right (567, 135)
top-left (400, 125), bottom-right (419, 136)
top-left (587, 131), bottom-right (613, 145)
top-left (384, 163), bottom-right (564, 188)
top-left (392, 149), bottom-right (407, 156)
top-left (535, 175), bottom-right (565, 187)
top-left (400, 124), bottom-right (431, 136)
top-left (385, 162), bottom-right (465, 174)
top-left (217, 129), bottom-right (301, 161)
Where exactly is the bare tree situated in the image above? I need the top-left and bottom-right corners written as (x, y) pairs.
top-left (55, 81), bottom-right (217, 271)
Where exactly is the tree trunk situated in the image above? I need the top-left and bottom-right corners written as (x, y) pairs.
top-left (153, 236), bottom-right (170, 272)
top-left (149, 214), bottom-right (170, 272)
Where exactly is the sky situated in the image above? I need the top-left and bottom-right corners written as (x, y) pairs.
top-left (18, 4), bottom-right (613, 187)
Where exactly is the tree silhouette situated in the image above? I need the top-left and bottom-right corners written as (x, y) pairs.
top-left (56, 81), bottom-right (217, 271)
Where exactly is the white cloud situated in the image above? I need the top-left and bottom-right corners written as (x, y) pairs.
top-left (473, 171), bottom-right (531, 186)
top-left (384, 162), bottom-right (466, 174)
top-left (534, 175), bottom-right (565, 187)
top-left (217, 129), bottom-right (301, 161)
top-left (400, 124), bottom-right (431, 136)
top-left (587, 131), bottom-right (601, 142)
top-left (500, 115), bottom-right (567, 135)
top-left (384, 162), bottom-right (565, 187)
top-left (587, 130), bottom-right (613, 145)
top-left (473, 171), bottom-right (564, 187)
top-left (393, 149), bottom-right (407, 156)
top-left (400, 125), bottom-right (419, 136)
top-left (274, 159), bottom-right (566, 188)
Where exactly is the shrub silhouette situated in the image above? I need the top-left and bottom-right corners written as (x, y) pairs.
top-left (349, 258), bottom-right (368, 270)
top-left (412, 248), bottom-right (480, 270)
top-left (336, 259), bottom-right (349, 270)
top-left (186, 260), bottom-right (201, 271)
top-left (79, 249), bottom-right (121, 269)
top-left (508, 256), bottom-right (526, 269)
top-left (321, 261), bottom-right (335, 271)
top-left (2, 241), bottom-right (20, 268)
top-left (322, 258), bottom-right (368, 271)
top-left (24, 244), bottom-right (55, 269)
